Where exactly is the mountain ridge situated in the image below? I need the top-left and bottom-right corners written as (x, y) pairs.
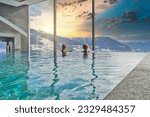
top-left (30, 28), bottom-right (132, 52)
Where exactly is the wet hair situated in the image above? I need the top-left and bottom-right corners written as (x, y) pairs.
top-left (83, 44), bottom-right (88, 50)
top-left (62, 44), bottom-right (66, 50)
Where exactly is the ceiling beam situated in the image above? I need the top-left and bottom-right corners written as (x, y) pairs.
top-left (0, 0), bottom-right (47, 7)
top-left (0, 16), bottom-right (27, 37)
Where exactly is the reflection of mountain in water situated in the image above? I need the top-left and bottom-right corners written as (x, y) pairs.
top-left (30, 29), bottom-right (132, 52)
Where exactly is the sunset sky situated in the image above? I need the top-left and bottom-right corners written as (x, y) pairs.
top-left (30, 0), bottom-right (150, 40)
top-left (30, 0), bottom-right (113, 37)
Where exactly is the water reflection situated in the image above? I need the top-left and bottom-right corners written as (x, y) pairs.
top-left (49, 53), bottom-right (60, 100)
top-left (90, 54), bottom-right (99, 99)
top-left (0, 50), bottom-right (146, 100)
top-left (83, 53), bottom-right (88, 58)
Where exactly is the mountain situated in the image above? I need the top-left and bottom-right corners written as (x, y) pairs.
top-left (95, 37), bottom-right (131, 51)
top-left (72, 37), bottom-right (132, 51)
top-left (124, 40), bottom-right (150, 52)
top-left (30, 29), bottom-right (132, 52)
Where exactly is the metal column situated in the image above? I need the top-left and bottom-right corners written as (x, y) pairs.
top-left (92, 0), bottom-right (95, 52)
top-left (53, 0), bottom-right (57, 56)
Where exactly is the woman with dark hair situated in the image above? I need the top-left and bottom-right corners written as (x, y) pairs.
top-left (61, 44), bottom-right (67, 57)
top-left (61, 44), bottom-right (73, 57)
top-left (82, 44), bottom-right (89, 58)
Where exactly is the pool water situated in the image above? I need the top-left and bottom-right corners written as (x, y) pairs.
top-left (0, 51), bottom-right (146, 100)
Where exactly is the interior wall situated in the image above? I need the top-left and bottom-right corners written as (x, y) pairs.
top-left (0, 3), bottom-right (29, 32)
top-left (0, 3), bottom-right (29, 52)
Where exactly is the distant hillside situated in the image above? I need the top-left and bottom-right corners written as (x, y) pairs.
top-left (124, 40), bottom-right (150, 52)
top-left (30, 29), bottom-right (132, 52)
top-left (72, 37), bottom-right (132, 51)
top-left (96, 37), bottom-right (132, 51)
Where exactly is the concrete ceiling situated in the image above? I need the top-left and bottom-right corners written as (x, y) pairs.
top-left (0, 0), bottom-right (47, 7)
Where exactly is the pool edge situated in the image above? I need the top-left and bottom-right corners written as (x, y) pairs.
top-left (104, 53), bottom-right (150, 100)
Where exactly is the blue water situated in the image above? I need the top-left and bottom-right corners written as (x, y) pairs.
top-left (0, 51), bottom-right (146, 100)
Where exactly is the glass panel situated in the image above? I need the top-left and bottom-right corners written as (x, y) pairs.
top-left (56, 0), bottom-right (92, 51)
top-left (30, 0), bottom-right (53, 51)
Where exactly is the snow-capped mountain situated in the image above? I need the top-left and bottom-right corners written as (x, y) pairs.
top-left (30, 29), bottom-right (132, 52)
top-left (124, 40), bottom-right (150, 52)
top-left (72, 37), bottom-right (132, 51)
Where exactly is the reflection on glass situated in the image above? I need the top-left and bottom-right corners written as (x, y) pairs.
top-left (30, 0), bottom-right (54, 51)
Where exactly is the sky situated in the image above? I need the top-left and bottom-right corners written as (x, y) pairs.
top-left (30, 0), bottom-right (150, 40)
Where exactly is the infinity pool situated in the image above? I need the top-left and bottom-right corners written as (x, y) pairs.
top-left (0, 51), bottom-right (146, 100)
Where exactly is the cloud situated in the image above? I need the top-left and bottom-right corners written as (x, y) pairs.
top-left (30, 0), bottom-right (53, 17)
top-left (30, 0), bottom-right (54, 34)
top-left (30, 0), bottom-right (150, 40)
top-left (30, 5), bottom-right (42, 17)
top-left (94, 0), bottom-right (150, 40)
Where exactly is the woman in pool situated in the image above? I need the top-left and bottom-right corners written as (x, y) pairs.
top-left (82, 44), bottom-right (89, 58)
top-left (61, 44), bottom-right (72, 57)
top-left (61, 44), bottom-right (67, 57)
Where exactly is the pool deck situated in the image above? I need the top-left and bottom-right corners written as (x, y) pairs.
top-left (104, 53), bottom-right (150, 100)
